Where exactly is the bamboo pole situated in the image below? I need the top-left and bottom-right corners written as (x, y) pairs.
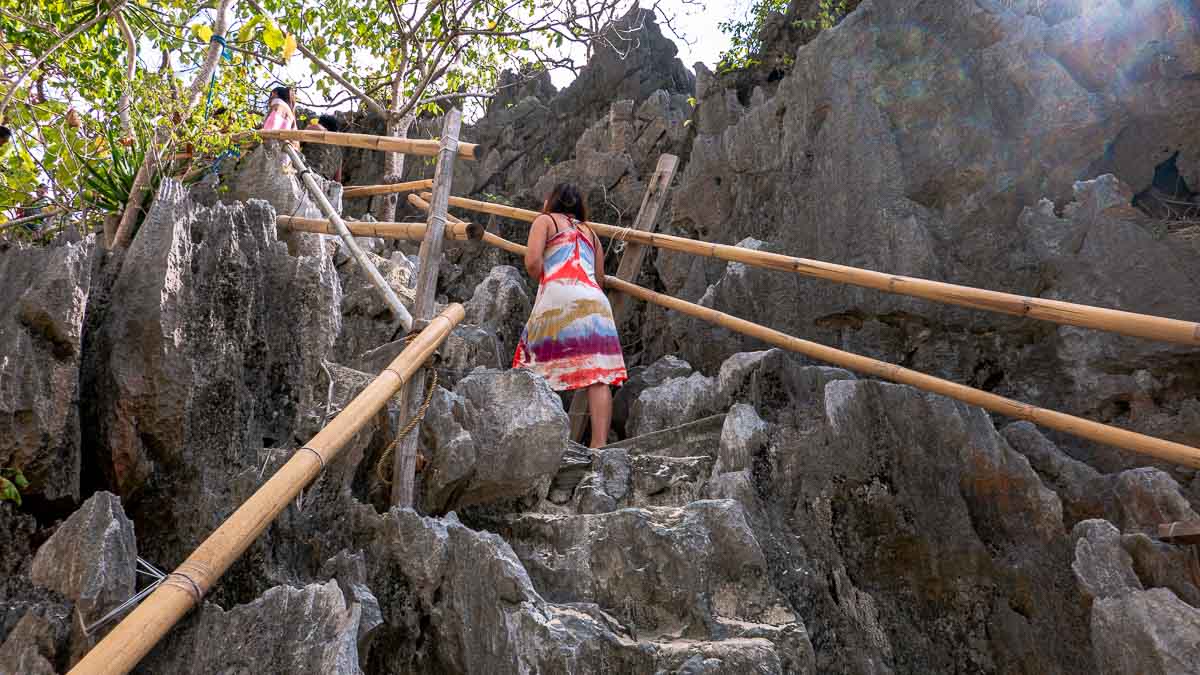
top-left (458, 228), bottom-right (1200, 468)
top-left (283, 143), bottom-right (414, 332)
top-left (434, 194), bottom-right (1200, 347)
top-left (407, 193), bottom-right (525, 255)
top-left (276, 215), bottom-right (483, 242)
top-left (569, 153), bottom-right (679, 442)
top-left (604, 276), bottom-right (1200, 469)
top-left (343, 179), bottom-right (434, 200)
top-left (68, 304), bottom-right (467, 675)
top-left (241, 129), bottom-right (479, 161)
top-left (392, 109), bottom-right (462, 508)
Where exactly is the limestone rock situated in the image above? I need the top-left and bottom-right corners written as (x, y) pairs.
top-left (142, 581), bottom-right (361, 674)
top-left (1071, 519), bottom-right (1142, 602)
top-left (463, 265), bottom-right (530, 361)
top-left (90, 181), bottom-right (341, 588)
top-left (502, 499), bottom-right (809, 664)
top-left (0, 236), bottom-right (96, 504)
top-left (715, 404), bottom-right (769, 475)
top-left (421, 369), bottom-right (568, 513)
top-left (30, 492), bottom-right (136, 622)
top-left (613, 355), bottom-right (694, 436)
top-left (1091, 588), bottom-right (1200, 675)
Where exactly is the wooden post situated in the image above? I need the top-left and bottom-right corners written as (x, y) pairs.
top-left (283, 143), bottom-right (414, 333)
top-left (568, 154), bottom-right (679, 442)
top-left (68, 304), bottom-right (466, 675)
top-left (390, 108), bottom-right (462, 508)
top-left (433, 194), bottom-right (1200, 347)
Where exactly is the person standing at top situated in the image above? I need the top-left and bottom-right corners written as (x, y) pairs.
top-left (262, 85), bottom-right (297, 132)
top-left (513, 183), bottom-right (627, 448)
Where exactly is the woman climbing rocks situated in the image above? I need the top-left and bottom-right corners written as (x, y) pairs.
top-left (514, 182), bottom-right (627, 448)
top-left (262, 85), bottom-right (296, 132)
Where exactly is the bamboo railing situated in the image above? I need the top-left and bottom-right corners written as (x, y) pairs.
top-left (343, 178), bottom-right (434, 199)
top-left (68, 304), bottom-right (466, 675)
top-left (432, 194), bottom-right (1200, 347)
top-left (463, 228), bottom-right (1200, 468)
top-left (244, 129), bottom-right (479, 160)
top-left (407, 193), bottom-right (526, 256)
top-left (284, 144), bottom-right (413, 332)
top-left (277, 215), bottom-right (483, 242)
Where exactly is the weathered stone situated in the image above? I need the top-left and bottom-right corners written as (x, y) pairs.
top-left (420, 369), bottom-right (568, 513)
top-left (613, 355), bottom-right (693, 436)
top-left (463, 265), bottom-right (530, 361)
top-left (333, 249), bottom-right (415, 364)
top-left (1071, 519), bottom-right (1142, 603)
top-left (628, 372), bottom-right (719, 438)
top-left (1091, 588), bottom-right (1200, 675)
top-left (0, 603), bottom-right (70, 675)
top-left (0, 236), bottom-right (96, 505)
top-left (142, 581), bottom-right (361, 674)
top-left (715, 404), bottom-right (769, 475)
top-left (89, 181), bottom-right (341, 595)
top-left (502, 499), bottom-right (808, 665)
top-left (31, 492), bottom-right (136, 623)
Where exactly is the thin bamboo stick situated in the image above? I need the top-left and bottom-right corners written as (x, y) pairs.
top-left (434, 194), bottom-right (1200, 347)
top-left (343, 179), bottom-right (434, 199)
top-left (407, 194), bottom-right (525, 255)
top-left (277, 215), bottom-right (482, 242)
top-left (68, 304), bottom-right (467, 675)
top-left (604, 276), bottom-right (1200, 469)
top-left (240, 129), bottom-right (479, 161)
top-left (283, 144), bottom-right (414, 332)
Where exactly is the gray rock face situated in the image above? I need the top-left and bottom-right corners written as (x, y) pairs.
top-left (30, 492), bottom-right (136, 623)
top-left (502, 500), bottom-right (810, 665)
top-left (420, 369), bottom-right (569, 513)
top-left (1092, 589), bottom-right (1200, 675)
top-left (334, 250), bottom-right (415, 364)
top-left (89, 180), bottom-right (341, 591)
top-left (463, 265), bottom-right (530, 361)
top-left (142, 581), bottom-right (361, 675)
top-left (715, 404), bottom-right (769, 475)
top-left (659, 0), bottom-right (1200, 472)
top-left (0, 237), bottom-right (96, 505)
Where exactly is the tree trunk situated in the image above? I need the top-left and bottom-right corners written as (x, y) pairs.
top-left (373, 114), bottom-right (415, 222)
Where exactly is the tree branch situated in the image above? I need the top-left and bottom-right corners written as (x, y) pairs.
top-left (115, 12), bottom-right (136, 136)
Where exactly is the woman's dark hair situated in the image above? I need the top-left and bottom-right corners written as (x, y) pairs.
top-left (543, 182), bottom-right (588, 223)
top-left (0, 125), bottom-right (10, 141)
top-left (318, 114), bottom-right (340, 133)
top-left (269, 85), bottom-right (293, 107)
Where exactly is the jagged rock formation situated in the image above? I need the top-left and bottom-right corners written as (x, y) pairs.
top-left (2, 1), bottom-right (1200, 674)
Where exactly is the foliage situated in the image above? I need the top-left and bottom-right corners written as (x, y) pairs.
top-left (0, 468), bottom-right (29, 506)
top-left (82, 126), bottom-right (150, 213)
top-left (717, 0), bottom-right (851, 73)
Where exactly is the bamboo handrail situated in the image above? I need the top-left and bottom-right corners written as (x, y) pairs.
top-left (343, 179), bottom-right (434, 199)
top-left (605, 276), bottom-right (1200, 469)
top-left (69, 304), bottom-right (467, 675)
top-left (284, 143), bottom-right (413, 332)
top-left (432, 194), bottom-right (1200, 347)
top-left (407, 193), bottom-right (526, 256)
top-left (461, 227), bottom-right (1200, 468)
top-left (241, 129), bottom-right (479, 161)
top-left (277, 215), bottom-right (483, 242)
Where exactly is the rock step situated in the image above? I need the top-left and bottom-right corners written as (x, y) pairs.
top-left (602, 414), bottom-right (725, 459)
top-left (499, 500), bottom-right (811, 667)
top-left (573, 450), bottom-right (713, 512)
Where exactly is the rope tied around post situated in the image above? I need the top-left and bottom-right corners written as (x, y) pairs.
top-left (376, 330), bottom-right (440, 484)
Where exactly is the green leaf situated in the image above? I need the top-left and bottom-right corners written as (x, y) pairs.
top-left (0, 477), bottom-right (20, 506)
top-left (191, 24), bottom-right (213, 43)
top-left (237, 15), bottom-right (263, 43)
top-left (262, 22), bottom-right (284, 51)
top-left (11, 470), bottom-right (28, 490)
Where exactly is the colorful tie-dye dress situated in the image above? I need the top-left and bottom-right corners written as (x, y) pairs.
top-left (513, 217), bottom-right (628, 391)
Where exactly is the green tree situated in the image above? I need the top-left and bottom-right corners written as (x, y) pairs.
top-left (244, 0), bottom-right (646, 221)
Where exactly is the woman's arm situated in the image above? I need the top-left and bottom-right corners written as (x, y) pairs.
top-left (525, 215), bottom-right (551, 281)
top-left (586, 224), bottom-right (607, 289)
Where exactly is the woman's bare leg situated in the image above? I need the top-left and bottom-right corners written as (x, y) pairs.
top-left (587, 383), bottom-right (613, 449)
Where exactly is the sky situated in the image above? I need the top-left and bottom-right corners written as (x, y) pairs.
top-left (273, 0), bottom-right (738, 108)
